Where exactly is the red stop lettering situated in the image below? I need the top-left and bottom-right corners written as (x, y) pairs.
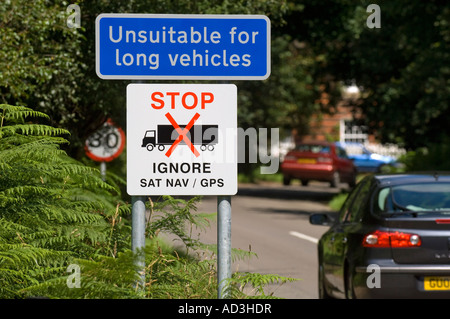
top-left (150, 91), bottom-right (214, 109)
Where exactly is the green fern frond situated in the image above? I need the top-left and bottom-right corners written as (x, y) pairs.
top-left (0, 124), bottom-right (70, 138)
top-left (0, 269), bottom-right (39, 298)
top-left (227, 272), bottom-right (300, 299)
top-left (3, 185), bottom-right (53, 197)
top-left (0, 104), bottom-right (129, 298)
top-left (0, 244), bottom-right (72, 268)
top-left (0, 104), bottom-right (50, 122)
top-left (0, 104), bottom-right (69, 140)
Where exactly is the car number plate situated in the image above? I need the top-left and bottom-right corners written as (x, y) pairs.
top-left (297, 158), bottom-right (316, 164)
top-left (424, 276), bottom-right (450, 291)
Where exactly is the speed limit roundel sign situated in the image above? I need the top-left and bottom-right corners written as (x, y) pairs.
top-left (85, 119), bottom-right (125, 162)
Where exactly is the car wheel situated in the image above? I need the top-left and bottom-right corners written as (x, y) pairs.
top-left (330, 171), bottom-right (340, 188)
top-left (301, 180), bottom-right (309, 186)
top-left (318, 264), bottom-right (332, 299)
top-left (283, 175), bottom-right (291, 186)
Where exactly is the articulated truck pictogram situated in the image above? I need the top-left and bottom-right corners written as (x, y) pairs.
top-left (142, 124), bottom-right (219, 152)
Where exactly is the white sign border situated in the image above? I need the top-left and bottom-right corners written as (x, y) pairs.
top-left (95, 13), bottom-right (271, 81)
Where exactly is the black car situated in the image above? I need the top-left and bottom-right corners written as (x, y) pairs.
top-left (310, 173), bottom-right (450, 299)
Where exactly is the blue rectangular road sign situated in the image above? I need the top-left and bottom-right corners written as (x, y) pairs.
top-left (96, 14), bottom-right (270, 80)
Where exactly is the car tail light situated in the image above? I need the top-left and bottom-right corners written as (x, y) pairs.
top-left (436, 219), bottom-right (450, 224)
top-left (363, 230), bottom-right (421, 248)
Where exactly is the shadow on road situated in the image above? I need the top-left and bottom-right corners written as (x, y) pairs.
top-left (237, 182), bottom-right (346, 203)
top-left (254, 207), bottom-right (338, 222)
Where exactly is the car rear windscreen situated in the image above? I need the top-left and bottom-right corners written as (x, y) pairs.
top-left (374, 182), bottom-right (450, 216)
top-left (295, 144), bottom-right (330, 153)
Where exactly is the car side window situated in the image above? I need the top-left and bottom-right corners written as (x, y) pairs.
top-left (338, 180), bottom-right (365, 222)
top-left (336, 146), bottom-right (349, 159)
top-left (346, 179), bottom-right (372, 223)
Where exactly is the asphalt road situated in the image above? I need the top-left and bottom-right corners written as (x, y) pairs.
top-left (195, 181), bottom-right (342, 299)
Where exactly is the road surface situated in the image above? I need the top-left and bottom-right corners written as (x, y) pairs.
top-left (194, 181), bottom-right (341, 299)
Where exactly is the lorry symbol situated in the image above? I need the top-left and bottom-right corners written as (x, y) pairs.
top-left (142, 124), bottom-right (218, 152)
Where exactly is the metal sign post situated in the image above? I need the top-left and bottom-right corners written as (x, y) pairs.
top-left (217, 196), bottom-right (232, 298)
top-left (100, 161), bottom-right (106, 181)
top-left (131, 196), bottom-right (146, 288)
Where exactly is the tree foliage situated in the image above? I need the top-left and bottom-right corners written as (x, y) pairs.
top-left (301, 0), bottom-right (450, 149)
top-left (351, 1), bottom-right (449, 149)
top-left (0, 0), bottom-right (333, 159)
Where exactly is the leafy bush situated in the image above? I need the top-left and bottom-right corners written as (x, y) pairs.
top-left (398, 138), bottom-right (450, 172)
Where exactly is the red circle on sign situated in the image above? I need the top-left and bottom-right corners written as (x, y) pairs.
top-left (85, 119), bottom-right (125, 162)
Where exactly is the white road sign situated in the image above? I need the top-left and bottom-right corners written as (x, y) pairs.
top-left (126, 83), bottom-right (237, 196)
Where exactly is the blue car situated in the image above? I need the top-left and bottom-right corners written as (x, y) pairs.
top-left (336, 142), bottom-right (397, 173)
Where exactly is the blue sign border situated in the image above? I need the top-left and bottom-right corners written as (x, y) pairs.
top-left (96, 14), bottom-right (270, 80)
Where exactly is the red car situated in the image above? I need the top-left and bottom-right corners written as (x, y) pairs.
top-left (281, 142), bottom-right (357, 187)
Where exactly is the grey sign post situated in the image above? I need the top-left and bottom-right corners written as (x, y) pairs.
top-left (131, 196), bottom-right (146, 288)
top-left (217, 196), bottom-right (232, 298)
